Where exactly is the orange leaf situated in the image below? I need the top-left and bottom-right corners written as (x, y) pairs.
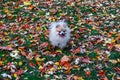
top-left (63, 62), bottom-right (71, 68)
top-left (28, 5), bottom-right (34, 10)
top-left (60, 55), bottom-right (69, 63)
top-left (71, 47), bottom-right (80, 54)
top-left (39, 42), bottom-right (49, 48)
top-left (103, 76), bottom-right (108, 80)
top-left (101, 76), bottom-right (108, 80)
top-left (18, 47), bottom-right (25, 51)
top-left (107, 32), bottom-right (112, 37)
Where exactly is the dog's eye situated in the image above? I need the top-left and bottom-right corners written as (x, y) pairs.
top-left (56, 25), bottom-right (60, 28)
top-left (63, 24), bottom-right (67, 28)
top-left (63, 30), bottom-right (66, 32)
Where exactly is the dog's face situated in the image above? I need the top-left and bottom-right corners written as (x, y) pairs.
top-left (55, 24), bottom-right (67, 38)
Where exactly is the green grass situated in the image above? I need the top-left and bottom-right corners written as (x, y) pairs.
top-left (0, 0), bottom-right (120, 80)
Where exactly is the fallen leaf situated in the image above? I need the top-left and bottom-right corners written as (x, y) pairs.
top-left (39, 42), bottom-right (49, 48)
top-left (29, 62), bottom-right (35, 68)
top-left (16, 69), bottom-right (25, 76)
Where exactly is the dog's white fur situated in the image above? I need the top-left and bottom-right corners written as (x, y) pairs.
top-left (49, 20), bottom-right (71, 48)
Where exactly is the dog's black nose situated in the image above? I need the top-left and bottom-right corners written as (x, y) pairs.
top-left (61, 32), bottom-right (65, 36)
top-left (59, 31), bottom-right (66, 36)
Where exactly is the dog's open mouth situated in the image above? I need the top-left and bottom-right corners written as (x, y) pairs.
top-left (59, 34), bottom-right (65, 37)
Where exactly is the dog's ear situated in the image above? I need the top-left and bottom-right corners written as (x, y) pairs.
top-left (48, 22), bottom-right (56, 29)
top-left (56, 25), bottom-right (60, 28)
top-left (61, 19), bottom-right (67, 22)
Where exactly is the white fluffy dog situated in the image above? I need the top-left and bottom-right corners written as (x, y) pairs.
top-left (49, 20), bottom-right (71, 49)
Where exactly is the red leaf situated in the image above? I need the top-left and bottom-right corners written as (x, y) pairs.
top-left (6, 46), bottom-right (13, 50)
top-left (114, 67), bottom-right (120, 74)
top-left (0, 46), bottom-right (2, 49)
top-left (16, 69), bottom-right (24, 76)
top-left (106, 43), bottom-right (114, 49)
top-left (21, 51), bottom-right (27, 56)
top-left (18, 39), bottom-right (25, 44)
top-left (29, 62), bottom-right (35, 68)
top-left (0, 46), bottom-right (13, 50)
top-left (75, 34), bottom-right (80, 38)
top-left (26, 53), bottom-right (33, 60)
top-left (34, 34), bottom-right (39, 37)
top-left (100, 76), bottom-right (108, 80)
top-left (99, 70), bottom-right (105, 77)
top-left (82, 57), bottom-right (90, 63)
top-left (63, 62), bottom-right (71, 68)
top-left (85, 70), bottom-right (91, 75)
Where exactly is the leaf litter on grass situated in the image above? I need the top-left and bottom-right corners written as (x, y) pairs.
top-left (0, 0), bottom-right (120, 80)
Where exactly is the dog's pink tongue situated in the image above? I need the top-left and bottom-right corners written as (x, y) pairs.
top-left (59, 34), bottom-right (65, 38)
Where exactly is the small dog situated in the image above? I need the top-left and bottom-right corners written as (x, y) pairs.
top-left (49, 20), bottom-right (71, 49)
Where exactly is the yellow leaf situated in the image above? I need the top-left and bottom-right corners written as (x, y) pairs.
top-left (3, 9), bottom-right (9, 13)
top-left (52, 18), bottom-right (55, 22)
top-left (29, 34), bottom-right (33, 39)
top-left (31, 18), bottom-right (34, 21)
top-left (39, 66), bottom-right (43, 69)
top-left (55, 62), bottom-right (59, 66)
top-left (111, 38), bottom-right (115, 43)
top-left (24, 1), bottom-right (31, 6)
top-left (56, 50), bottom-right (62, 54)
top-left (0, 61), bottom-right (3, 66)
top-left (3, 32), bottom-right (8, 35)
top-left (79, 77), bottom-right (84, 80)
top-left (57, 66), bottom-right (61, 70)
top-left (14, 73), bottom-right (17, 78)
top-left (67, 4), bottom-right (70, 7)
top-left (115, 44), bottom-right (120, 49)
top-left (92, 26), bottom-right (96, 30)
top-left (19, 61), bottom-right (23, 66)
top-left (59, 13), bottom-right (63, 16)
top-left (117, 59), bottom-right (120, 63)
top-left (50, 68), bottom-right (55, 71)
top-left (35, 57), bottom-right (42, 61)
top-left (36, 27), bottom-right (41, 31)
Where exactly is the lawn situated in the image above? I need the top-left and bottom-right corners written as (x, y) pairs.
top-left (0, 0), bottom-right (120, 80)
